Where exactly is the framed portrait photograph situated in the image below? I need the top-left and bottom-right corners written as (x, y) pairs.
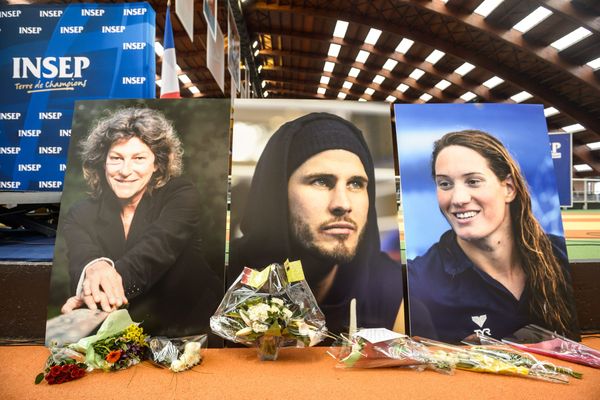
top-left (393, 103), bottom-right (579, 343)
top-left (46, 99), bottom-right (231, 346)
top-left (229, 99), bottom-right (405, 337)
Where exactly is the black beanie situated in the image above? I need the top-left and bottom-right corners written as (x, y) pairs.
top-left (286, 114), bottom-right (371, 178)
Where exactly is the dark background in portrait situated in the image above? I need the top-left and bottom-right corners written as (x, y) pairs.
top-left (229, 99), bottom-right (401, 277)
top-left (47, 99), bottom-right (231, 319)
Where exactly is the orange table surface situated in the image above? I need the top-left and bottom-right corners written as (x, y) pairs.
top-left (1, 338), bottom-right (600, 400)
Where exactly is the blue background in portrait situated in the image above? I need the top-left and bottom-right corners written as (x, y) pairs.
top-left (0, 3), bottom-right (155, 191)
top-left (549, 132), bottom-right (572, 207)
top-left (393, 103), bottom-right (564, 260)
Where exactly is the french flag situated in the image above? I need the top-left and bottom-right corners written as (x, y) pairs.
top-left (160, 5), bottom-right (181, 98)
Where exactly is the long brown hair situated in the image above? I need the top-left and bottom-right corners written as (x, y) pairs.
top-left (431, 130), bottom-right (576, 337)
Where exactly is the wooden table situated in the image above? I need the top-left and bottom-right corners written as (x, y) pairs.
top-left (1, 338), bottom-right (599, 400)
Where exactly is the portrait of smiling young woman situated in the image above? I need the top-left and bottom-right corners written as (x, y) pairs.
top-left (394, 104), bottom-right (579, 344)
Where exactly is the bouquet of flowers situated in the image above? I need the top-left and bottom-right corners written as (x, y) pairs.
top-left (502, 324), bottom-right (600, 369)
top-left (148, 334), bottom-right (207, 372)
top-left (417, 337), bottom-right (575, 383)
top-left (69, 309), bottom-right (149, 371)
top-left (329, 328), bottom-right (453, 373)
top-left (35, 346), bottom-right (88, 385)
top-left (210, 260), bottom-right (327, 360)
top-left (465, 332), bottom-right (582, 379)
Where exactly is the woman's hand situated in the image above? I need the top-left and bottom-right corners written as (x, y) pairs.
top-left (60, 292), bottom-right (117, 313)
top-left (83, 260), bottom-right (128, 310)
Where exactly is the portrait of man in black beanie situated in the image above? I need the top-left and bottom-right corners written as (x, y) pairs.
top-left (228, 107), bottom-right (405, 337)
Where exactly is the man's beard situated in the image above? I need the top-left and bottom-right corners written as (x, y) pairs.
top-left (290, 215), bottom-right (365, 266)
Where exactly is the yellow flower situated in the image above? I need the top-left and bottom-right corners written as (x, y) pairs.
top-left (122, 324), bottom-right (148, 346)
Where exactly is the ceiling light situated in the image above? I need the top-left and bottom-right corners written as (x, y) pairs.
top-left (474, 0), bottom-right (504, 17)
top-left (420, 93), bottom-right (432, 102)
top-left (551, 27), bottom-right (592, 51)
top-left (586, 141), bottom-right (600, 151)
top-left (482, 76), bottom-right (504, 89)
top-left (460, 91), bottom-right (477, 101)
top-left (425, 49), bottom-right (445, 65)
top-left (364, 88), bottom-right (375, 96)
top-left (382, 59), bottom-right (398, 71)
top-left (454, 62), bottom-right (475, 76)
top-left (348, 67), bottom-right (360, 77)
top-left (264, 91), bottom-right (269, 97)
top-left (386, 95), bottom-right (396, 102)
top-left (586, 57), bottom-right (600, 70)
top-left (396, 38), bottom-right (414, 54)
top-left (188, 86), bottom-right (200, 94)
top-left (328, 43), bottom-right (341, 57)
top-left (397, 83), bottom-right (409, 92)
top-left (373, 75), bottom-right (385, 84)
top-left (364, 28), bottom-right (382, 45)
top-left (358, 98), bottom-right (367, 102)
top-left (252, 40), bottom-right (258, 49)
top-left (435, 80), bottom-right (451, 90)
top-left (562, 123), bottom-right (585, 133)
top-left (257, 65), bottom-right (263, 73)
top-left (573, 164), bottom-right (592, 172)
top-left (337, 92), bottom-right (346, 99)
top-left (323, 61), bottom-right (335, 72)
top-left (333, 20), bottom-right (349, 38)
top-left (320, 76), bottom-right (330, 84)
top-left (261, 81), bottom-right (266, 88)
top-left (409, 68), bottom-right (425, 80)
top-left (543, 107), bottom-right (559, 117)
top-left (510, 91), bottom-right (533, 103)
top-left (155, 41), bottom-right (164, 57)
top-left (343, 81), bottom-right (353, 89)
top-left (513, 6), bottom-right (552, 33)
top-left (355, 50), bottom-right (370, 63)
top-left (254, 49), bottom-right (259, 57)
top-left (317, 87), bottom-right (326, 95)
top-left (178, 74), bottom-right (191, 84)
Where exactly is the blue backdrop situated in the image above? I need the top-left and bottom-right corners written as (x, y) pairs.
top-left (549, 132), bottom-right (572, 207)
top-left (0, 3), bottom-right (155, 192)
top-left (394, 104), bottom-right (565, 260)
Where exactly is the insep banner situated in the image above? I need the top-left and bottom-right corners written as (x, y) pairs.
top-left (0, 3), bottom-right (155, 192)
top-left (550, 132), bottom-right (573, 207)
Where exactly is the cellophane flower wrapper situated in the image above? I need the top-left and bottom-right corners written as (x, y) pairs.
top-left (210, 261), bottom-right (327, 358)
top-left (68, 309), bottom-right (149, 371)
top-left (148, 334), bottom-right (207, 372)
top-left (464, 332), bottom-right (582, 379)
top-left (329, 328), bottom-right (454, 374)
top-left (36, 345), bottom-right (88, 385)
top-left (502, 324), bottom-right (600, 369)
top-left (417, 337), bottom-right (571, 383)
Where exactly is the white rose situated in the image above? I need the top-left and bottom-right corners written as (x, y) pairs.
top-left (248, 303), bottom-right (270, 322)
top-left (252, 321), bottom-right (269, 333)
top-left (271, 298), bottom-right (284, 306)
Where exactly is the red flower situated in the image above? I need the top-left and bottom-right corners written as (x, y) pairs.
top-left (44, 364), bottom-right (86, 385)
top-left (105, 350), bottom-right (122, 363)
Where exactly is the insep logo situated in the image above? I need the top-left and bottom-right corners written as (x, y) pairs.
top-left (39, 181), bottom-right (62, 189)
top-left (123, 8), bottom-right (147, 16)
top-left (122, 77), bottom-right (146, 84)
top-left (12, 57), bottom-right (90, 79)
top-left (60, 26), bottom-right (84, 34)
top-left (39, 112), bottom-right (62, 120)
top-left (0, 147), bottom-right (21, 154)
top-left (0, 112), bottom-right (21, 120)
top-left (18, 164), bottom-right (42, 172)
top-left (0, 181), bottom-right (21, 189)
top-left (38, 146), bottom-right (62, 154)
top-left (19, 26), bottom-right (42, 34)
top-left (18, 129), bottom-right (41, 137)
top-left (551, 142), bottom-right (562, 159)
top-left (123, 42), bottom-right (147, 50)
top-left (81, 9), bottom-right (105, 17)
top-left (39, 10), bottom-right (63, 18)
top-left (102, 25), bottom-right (125, 33)
top-left (0, 10), bottom-right (22, 18)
